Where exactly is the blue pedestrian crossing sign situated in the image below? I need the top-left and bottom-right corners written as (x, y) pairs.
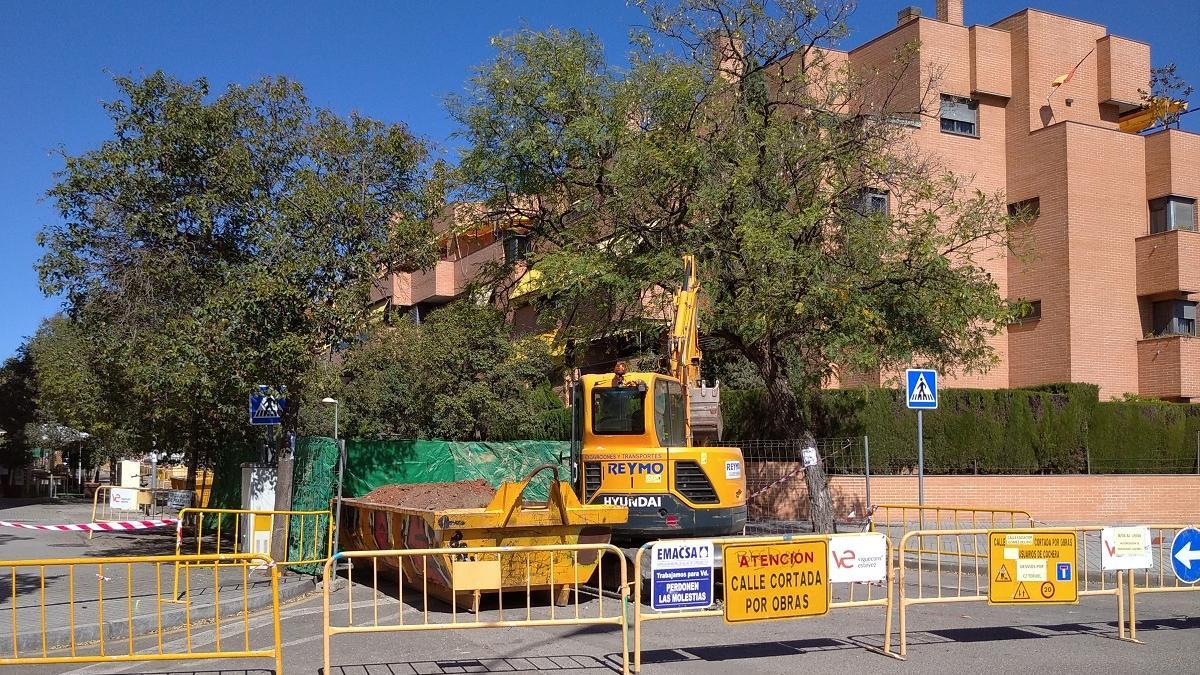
top-left (249, 388), bottom-right (285, 426)
top-left (1171, 527), bottom-right (1200, 584)
top-left (905, 369), bottom-right (938, 410)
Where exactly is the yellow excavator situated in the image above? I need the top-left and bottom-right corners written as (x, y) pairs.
top-left (568, 255), bottom-right (747, 543)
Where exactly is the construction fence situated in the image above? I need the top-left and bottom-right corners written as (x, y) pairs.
top-left (5, 502), bottom-right (1199, 671)
top-left (172, 507), bottom-right (334, 599)
top-left (322, 543), bottom-right (631, 675)
top-left (0, 553), bottom-right (282, 671)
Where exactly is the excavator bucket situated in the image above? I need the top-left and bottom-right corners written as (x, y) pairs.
top-left (689, 381), bottom-right (723, 444)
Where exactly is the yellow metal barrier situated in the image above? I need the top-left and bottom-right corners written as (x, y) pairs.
top-left (0, 553), bottom-right (282, 671)
top-left (871, 504), bottom-right (1034, 541)
top-left (1127, 524), bottom-right (1200, 642)
top-left (632, 534), bottom-right (898, 671)
top-left (322, 544), bottom-right (630, 675)
top-left (896, 526), bottom-right (1130, 657)
top-left (173, 507), bottom-right (332, 600)
top-left (89, 485), bottom-right (180, 539)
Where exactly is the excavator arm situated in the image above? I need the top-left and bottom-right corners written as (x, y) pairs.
top-left (667, 255), bottom-right (722, 444)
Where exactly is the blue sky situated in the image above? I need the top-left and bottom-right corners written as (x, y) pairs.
top-left (2, 0), bottom-right (1197, 360)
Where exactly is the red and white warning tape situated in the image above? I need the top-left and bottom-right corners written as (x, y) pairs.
top-left (0, 518), bottom-right (179, 532)
top-left (748, 465), bottom-right (807, 500)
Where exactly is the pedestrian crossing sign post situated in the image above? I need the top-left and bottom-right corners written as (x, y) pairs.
top-left (905, 369), bottom-right (938, 409)
top-left (249, 386), bottom-right (286, 426)
top-left (904, 369), bottom-right (938, 511)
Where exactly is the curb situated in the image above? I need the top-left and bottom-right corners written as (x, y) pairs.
top-left (15, 574), bottom-right (318, 654)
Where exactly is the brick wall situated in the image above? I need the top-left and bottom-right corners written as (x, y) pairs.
top-left (1065, 123), bottom-right (1147, 398)
top-left (749, 463), bottom-right (1200, 524)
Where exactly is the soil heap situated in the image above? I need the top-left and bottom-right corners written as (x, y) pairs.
top-left (359, 480), bottom-right (496, 510)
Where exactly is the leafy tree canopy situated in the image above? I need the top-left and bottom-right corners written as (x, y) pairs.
top-left (37, 72), bottom-right (442, 469)
top-left (0, 347), bottom-right (37, 470)
top-left (299, 303), bottom-right (561, 441)
top-left (451, 0), bottom-right (1024, 436)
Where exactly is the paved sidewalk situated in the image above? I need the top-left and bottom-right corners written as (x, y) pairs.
top-left (0, 497), bottom-right (317, 655)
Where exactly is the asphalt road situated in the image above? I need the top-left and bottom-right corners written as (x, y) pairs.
top-left (15, 573), bottom-right (1200, 675)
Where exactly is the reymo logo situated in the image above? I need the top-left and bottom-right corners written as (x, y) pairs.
top-left (607, 462), bottom-right (664, 476)
top-left (736, 550), bottom-right (816, 568)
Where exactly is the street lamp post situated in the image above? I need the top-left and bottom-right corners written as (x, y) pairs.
top-left (320, 397), bottom-right (345, 558)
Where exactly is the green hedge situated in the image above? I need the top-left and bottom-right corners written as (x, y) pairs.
top-left (1087, 402), bottom-right (1200, 473)
top-left (479, 380), bottom-right (1200, 474)
top-left (723, 383), bottom-right (1198, 475)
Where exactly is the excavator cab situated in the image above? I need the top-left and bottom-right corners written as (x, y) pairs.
top-left (573, 369), bottom-right (747, 542)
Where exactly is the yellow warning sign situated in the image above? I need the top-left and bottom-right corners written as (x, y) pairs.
top-left (994, 564), bottom-right (1011, 583)
top-left (722, 539), bottom-right (830, 623)
top-left (988, 530), bottom-right (1077, 605)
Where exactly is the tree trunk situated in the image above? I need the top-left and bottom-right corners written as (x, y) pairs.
top-left (750, 345), bottom-right (836, 534)
top-left (270, 434), bottom-right (294, 565)
top-left (185, 441), bottom-right (199, 492)
top-left (800, 430), bottom-right (836, 534)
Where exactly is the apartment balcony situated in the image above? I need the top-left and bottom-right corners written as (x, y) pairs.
top-left (1145, 129), bottom-right (1200, 199)
top-left (1137, 335), bottom-right (1200, 400)
top-left (384, 241), bottom-right (506, 308)
top-left (1097, 35), bottom-right (1149, 113)
top-left (1135, 229), bottom-right (1200, 298)
top-left (394, 260), bottom-right (458, 306)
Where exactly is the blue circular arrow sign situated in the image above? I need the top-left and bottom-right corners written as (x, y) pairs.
top-left (1171, 527), bottom-right (1200, 584)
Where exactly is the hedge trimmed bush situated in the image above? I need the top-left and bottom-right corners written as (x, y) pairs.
top-left (497, 381), bottom-right (1200, 474)
top-left (724, 383), bottom-right (1197, 474)
top-left (1087, 401), bottom-right (1200, 473)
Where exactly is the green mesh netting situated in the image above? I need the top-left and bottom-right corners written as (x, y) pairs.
top-left (285, 437), bottom-right (570, 575)
top-left (286, 436), bottom-right (339, 574)
top-left (341, 439), bottom-right (570, 501)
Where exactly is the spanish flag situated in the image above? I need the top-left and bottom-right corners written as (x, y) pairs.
top-left (1052, 48), bottom-right (1095, 88)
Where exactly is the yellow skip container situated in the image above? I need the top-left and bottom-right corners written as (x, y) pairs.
top-left (337, 465), bottom-right (628, 607)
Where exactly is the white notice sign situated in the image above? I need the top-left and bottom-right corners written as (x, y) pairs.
top-left (1101, 526), bottom-right (1153, 570)
top-left (1016, 559), bottom-right (1047, 582)
top-left (801, 446), bottom-right (819, 467)
top-left (109, 487), bottom-right (138, 511)
top-left (828, 533), bottom-right (888, 583)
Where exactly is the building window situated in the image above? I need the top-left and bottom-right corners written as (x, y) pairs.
top-left (940, 95), bottom-right (978, 137)
top-left (1152, 299), bottom-right (1197, 337)
top-left (859, 189), bottom-right (889, 215)
top-left (503, 234), bottom-right (531, 264)
top-left (1149, 196), bottom-right (1197, 234)
top-left (1007, 197), bottom-right (1040, 221)
top-left (1009, 299), bottom-right (1042, 325)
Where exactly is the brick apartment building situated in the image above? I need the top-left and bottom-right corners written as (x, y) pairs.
top-left (373, 0), bottom-right (1199, 402)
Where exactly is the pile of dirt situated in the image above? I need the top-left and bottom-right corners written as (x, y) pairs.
top-left (359, 480), bottom-right (497, 511)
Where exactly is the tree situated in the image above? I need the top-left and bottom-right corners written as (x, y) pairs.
top-left (452, 0), bottom-right (1023, 531)
top-left (326, 303), bottom-right (560, 441)
top-left (0, 346), bottom-right (38, 474)
top-left (26, 316), bottom-right (131, 472)
top-left (37, 72), bottom-right (441, 482)
top-left (1141, 64), bottom-right (1194, 129)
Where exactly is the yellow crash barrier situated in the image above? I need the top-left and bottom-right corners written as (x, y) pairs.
top-left (322, 543), bottom-right (630, 675)
top-left (896, 526), bottom-right (1131, 657)
top-left (632, 533), bottom-right (898, 671)
top-left (870, 503), bottom-right (1034, 548)
top-left (0, 553), bottom-right (282, 671)
top-left (173, 507), bottom-right (332, 600)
